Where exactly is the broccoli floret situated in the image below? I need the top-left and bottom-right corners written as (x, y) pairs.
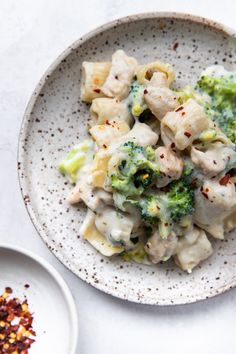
top-left (197, 75), bottom-right (236, 143)
top-left (110, 141), bottom-right (159, 197)
top-left (145, 145), bottom-right (156, 160)
top-left (119, 141), bottom-right (158, 176)
top-left (133, 169), bottom-right (154, 188)
top-left (167, 179), bottom-right (194, 222)
top-left (58, 139), bottom-right (93, 183)
top-left (182, 162), bottom-right (194, 177)
top-left (111, 142), bottom-right (194, 238)
top-left (111, 174), bottom-right (144, 196)
top-left (129, 81), bottom-right (147, 117)
top-left (131, 196), bottom-right (161, 224)
top-left (176, 85), bottom-right (210, 106)
top-left (112, 191), bottom-right (127, 211)
top-left (198, 128), bottom-right (218, 143)
top-left (126, 177), bottom-right (194, 238)
top-left (121, 242), bottom-right (150, 264)
top-left (197, 75), bottom-right (236, 96)
top-left (128, 195), bottom-right (171, 239)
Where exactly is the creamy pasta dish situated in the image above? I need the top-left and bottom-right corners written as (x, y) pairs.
top-left (58, 50), bottom-right (236, 273)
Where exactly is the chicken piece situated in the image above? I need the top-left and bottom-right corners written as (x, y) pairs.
top-left (89, 97), bottom-right (132, 127)
top-left (89, 120), bottom-right (130, 147)
top-left (174, 227), bottom-right (213, 272)
top-left (120, 121), bottom-right (159, 147)
top-left (144, 72), bottom-right (178, 120)
top-left (67, 166), bottom-right (113, 209)
top-left (191, 143), bottom-right (235, 178)
top-left (101, 50), bottom-right (138, 100)
top-left (155, 146), bottom-right (183, 187)
top-left (95, 206), bottom-right (137, 249)
top-left (144, 231), bottom-right (178, 264)
top-left (194, 178), bottom-right (236, 239)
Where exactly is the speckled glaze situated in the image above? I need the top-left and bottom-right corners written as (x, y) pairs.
top-left (18, 13), bottom-right (236, 305)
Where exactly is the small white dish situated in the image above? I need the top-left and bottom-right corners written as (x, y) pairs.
top-left (0, 243), bottom-right (78, 354)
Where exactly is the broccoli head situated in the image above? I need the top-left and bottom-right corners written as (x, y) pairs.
top-left (130, 196), bottom-right (161, 224)
top-left (111, 142), bottom-right (195, 238)
top-left (133, 168), bottom-right (154, 188)
top-left (128, 195), bottom-right (172, 239)
top-left (111, 174), bottom-right (143, 196)
top-left (129, 81), bottom-right (147, 117)
top-left (110, 141), bottom-right (159, 197)
top-left (167, 178), bottom-right (194, 222)
top-left (127, 177), bottom-right (194, 238)
top-left (58, 139), bottom-right (93, 183)
top-left (197, 74), bottom-right (236, 143)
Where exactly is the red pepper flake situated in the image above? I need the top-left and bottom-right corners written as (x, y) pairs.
top-left (115, 75), bottom-right (119, 80)
top-left (164, 223), bottom-right (169, 227)
top-left (202, 191), bottom-right (209, 199)
top-left (103, 144), bottom-right (107, 149)
top-left (105, 120), bottom-right (111, 125)
top-left (5, 287), bottom-right (12, 294)
top-left (175, 106), bottom-right (183, 112)
top-left (181, 111), bottom-right (186, 116)
top-left (205, 188), bottom-right (209, 192)
top-left (190, 178), bottom-right (198, 189)
top-left (160, 186), bottom-right (170, 193)
top-left (0, 287), bottom-right (36, 353)
top-left (144, 89), bottom-right (148, 94)
top-left (170, 142), bottom-right (175, 148)
top-left (184, 131), bottom-right (192, 138)
top-left (219, 174), bottom-right (230, 186)
top-left (173, 42), bottom-right (179, 51)
top-left (160, 154), bottom-right (165, 159)
top-left (93, 88), bottom-right (101, 93)
top-left (213, 160), bottom-right (217, 165)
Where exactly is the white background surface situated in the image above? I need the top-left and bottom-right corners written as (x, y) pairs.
top-left (1, 1), bottom-right (236, 353)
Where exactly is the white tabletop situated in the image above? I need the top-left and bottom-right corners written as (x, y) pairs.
top-left (1, 1), bottom-right (236, 353)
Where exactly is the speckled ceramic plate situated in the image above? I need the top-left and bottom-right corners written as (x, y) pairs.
top-left (18, 13), bottom-right (236, 305)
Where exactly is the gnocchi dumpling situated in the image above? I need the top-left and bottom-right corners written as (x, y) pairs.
top-left (101, 50), bottom-right (138, 100)
top-left (144, 73), bottom-right (179, 120)
top-left (89, 97), bottom-right (132, 127)
top-left (89, 120), bottom-right (130, 147)
top-left (81, 61), bottom-right (111, 102)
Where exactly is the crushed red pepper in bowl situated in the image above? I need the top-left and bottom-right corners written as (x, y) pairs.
top-left (0, 287), bottom-right (36, 354)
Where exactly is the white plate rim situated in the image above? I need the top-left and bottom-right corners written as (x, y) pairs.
top-left (17, 12), bottom-right (236, 305)
top-left (0, 243), bottom-right (78, 353)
